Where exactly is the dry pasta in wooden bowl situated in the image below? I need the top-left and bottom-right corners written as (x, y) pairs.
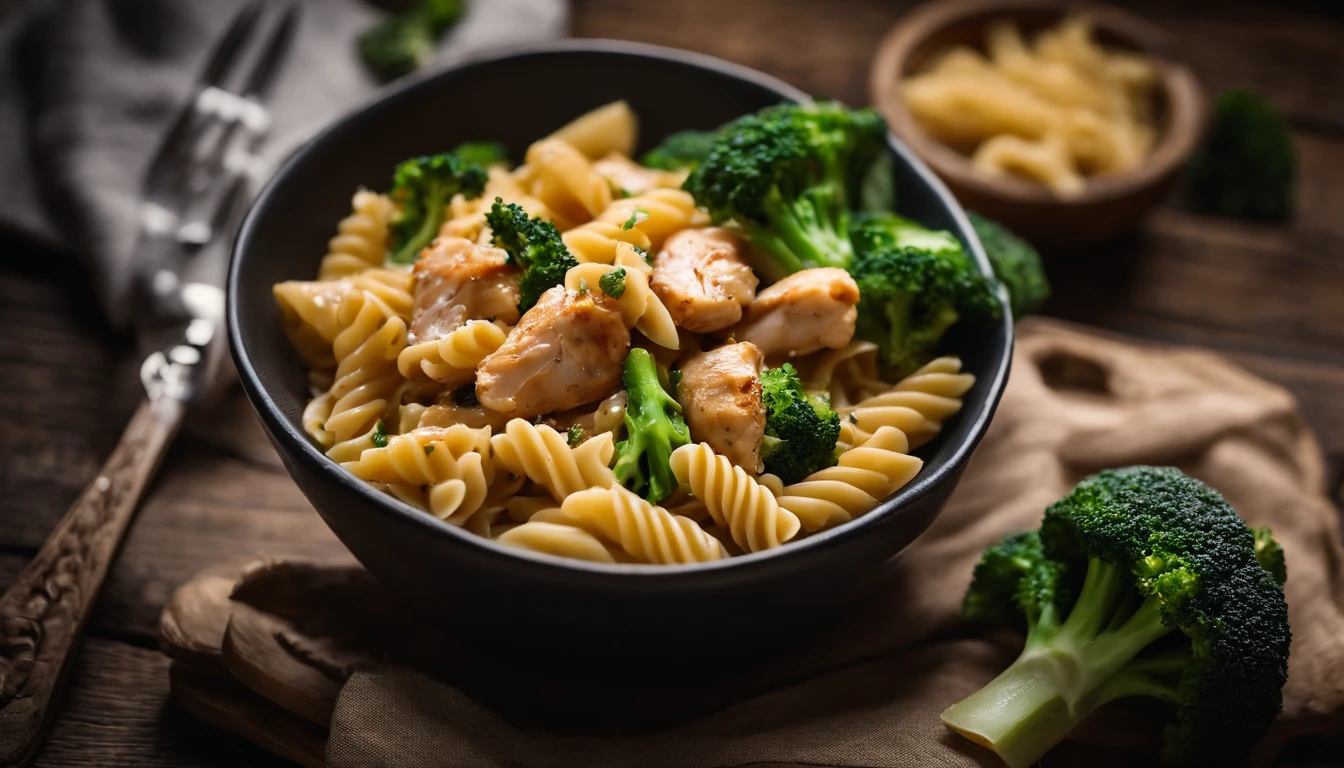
top-left (870, 0), bottom-right (1204, 248)
top-left (269, 98), bottom-right (1006, 565)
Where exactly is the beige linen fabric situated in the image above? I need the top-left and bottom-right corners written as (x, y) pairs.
top-left (327, 318), bottom-right (1344, 767)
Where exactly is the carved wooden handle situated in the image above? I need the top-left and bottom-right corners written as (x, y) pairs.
top-left (0, 397), bottom-right (184, 766)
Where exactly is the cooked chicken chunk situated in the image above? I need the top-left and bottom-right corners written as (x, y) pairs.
top-left (732, 268), bottom-right (859, 358)
top-left (677, 342), bottom-right (766, 473)
top-left (410, 237), bottom-right (521, 343)
top-left (651, 228), bottom-right (759, 334)
top-left (476, 286), bottom-right (630, 418)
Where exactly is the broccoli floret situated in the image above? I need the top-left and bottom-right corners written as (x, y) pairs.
top-left (388, 153), bottom-right (487, 264)
top-left (1186, 89), bottom-right (1295, 220)
top-left (942, 466), bottom-right (1291, 768)
top-left (612, 348), bottom-right (690, 503)
top-left (683, 102), bottom-right (888, 282)
top-left (758, 364), bottom-right (841, 485)
top-left (849, 212), bottom-right (1001, 375)
top-left (640, 129), bottom-right (718, 171)
top-left (451, 140), bottom-right (510, 168)
top-left (358, 0), bottom-right (464, 81)
top-left (484, 199), bottom-right (578, 313)
top-left (1252, 524), bottom-right (1287, 585)
top-left (968, 211), bottom-right (1050, 318)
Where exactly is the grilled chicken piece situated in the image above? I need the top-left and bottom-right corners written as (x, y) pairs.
top-left (410, 237), bottom-right (521, 344)
top-left (732, 268), bottom-right (859, 359)
top-left (651, 228), bottom-right (758, 333)
top-left (677, 342), bottom-right (766, 473)
top-left (476, 286), bottom-right (630, 418)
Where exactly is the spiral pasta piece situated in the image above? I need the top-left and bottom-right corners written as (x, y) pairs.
top-left (562, 248), bottom-right (678, 348)
top-left (316, 189), bottom-right (396, 280)
top-left (525, 138), bottom-right (612, 227)
top-left (669, 443), bottom-right (800, 553)
top-left (489, 419), bottom-right (616, 499)
top-left (773, 427), bottom-right (924, 532)
top-left (396, 319), bottom-right (509, 384)
top-left (532, 486), bottom-right (727, 564)
top-left (272, 269), bottom-right (412, 373)
top-left (443, 167), bottom-right (557, 242)
top-left (561, 219), bottom-right (652, 265)
top-left (799, 340), bottom-right (889, 409)
top-left (593, 189), bottom-right (705, 250)
top-left (323, 291), bottom-right (409, 448)
top-left (495, 521), bottom-right (619, 563)
top-left (342, 426), bottom-right (493, 525)
top-left (838, 356), bottom-right (975, 449)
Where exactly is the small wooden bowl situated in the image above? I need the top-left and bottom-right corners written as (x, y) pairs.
top-left (871, 0), bottom-right (1205, 250)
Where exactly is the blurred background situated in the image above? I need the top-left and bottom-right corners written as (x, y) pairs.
top-left (1, 0), bottom-right (1342, 765)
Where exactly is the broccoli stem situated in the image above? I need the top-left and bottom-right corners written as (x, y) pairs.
top-left (391, 188), bottom-right (448, 264)
top-left (754, 186), bottom-right (853, 278)
top-left (942, 557), bottom-right (1177, 768)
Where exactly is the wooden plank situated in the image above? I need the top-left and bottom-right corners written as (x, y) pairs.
top-left (31, 639), bottom-right (291, 768)
top-left (571, 0), bottom-right (1344, 130)
top-left (0, 262), bottom-right (139, 548)
top-left (91, 437), bottom-right (351, 641)
top-left (1046, 205), bottom-right (1344, 368)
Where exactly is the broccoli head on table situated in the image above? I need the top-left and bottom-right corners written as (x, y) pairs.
top-left (943, 466), bottom-right (1291, 768)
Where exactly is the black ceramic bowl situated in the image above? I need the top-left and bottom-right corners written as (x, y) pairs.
top-left (229, 40), bottom-right (1012, 671)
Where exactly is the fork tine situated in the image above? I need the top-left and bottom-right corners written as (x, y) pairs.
top-left (242, 3), bottom-right (300, 100)
top-left (143, 1), bottom-right (265, 193)
top-left (200, 1), bottom-right (266, 89)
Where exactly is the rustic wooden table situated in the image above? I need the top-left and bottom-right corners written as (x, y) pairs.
top-left (2, 0), bottom-right (1341, 765)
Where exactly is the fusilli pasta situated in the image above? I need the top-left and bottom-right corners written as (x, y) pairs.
top-left (317, 189), bottom-right (396, 280)
top-left (396, 319), bottom-right (509, 384)
top-left (342, 426), bottom-right (493, 526)
top-left (771, 427), bottom-right (923, 532)
top-left (322, 290), bottom-right (409, 450)
top-left (838, 356), bottom-right (975, 449)
top-left (562, 246), bottom-right (678, 348)
top-left (591, 189), bottom-right (705, 250)
top-left (496, 521), bottom-right (621, 563)
top-left (489, 419), bottom-right (617, 499)
top-left (531, 485), bottom-right (727, 564)
top-left (669, 443), bottom-right (801, 553)
top-left (525, 138), bottom-right (612, 228)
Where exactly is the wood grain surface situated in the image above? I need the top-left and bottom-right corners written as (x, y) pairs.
top-left (0, 0), bottom-right (1342, 765)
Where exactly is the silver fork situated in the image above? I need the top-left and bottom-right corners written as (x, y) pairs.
top-left (0, 5), bottom-right (297, 764)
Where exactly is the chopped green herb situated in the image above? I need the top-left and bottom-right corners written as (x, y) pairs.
top-left (567, 423), bottom-right (585, 447)
top-left (372, 420), bottom-right (389, 448)
top-left (620, 188), bottom-right (634, 198)
top-left (632, 244), bottom-right (651, 265)
top-left (621, 207), bottom-right (649, 230)
top-left (424, 445), bottom-right (435, 456)
top-left (669, 368), bottom-right (683, 397)
top-left (599, 268), bottom-right (628, 298)
top-left (577, 278), bottom-right (590, 296)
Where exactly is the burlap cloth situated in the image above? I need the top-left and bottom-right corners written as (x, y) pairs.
top-left (308, 318), bottom-right (1343, 766)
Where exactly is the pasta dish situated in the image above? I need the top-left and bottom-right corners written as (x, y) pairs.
top-left (273, 100), bottom-right (998, 564)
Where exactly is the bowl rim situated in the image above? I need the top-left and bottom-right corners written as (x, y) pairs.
top-left (869, 0), bottom-right (1205, 208)
top-left (228, 37), bottom-right (1013, 581)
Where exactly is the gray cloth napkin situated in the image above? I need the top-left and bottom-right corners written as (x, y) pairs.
top-left (0, 0), bottom-right (568, 330)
